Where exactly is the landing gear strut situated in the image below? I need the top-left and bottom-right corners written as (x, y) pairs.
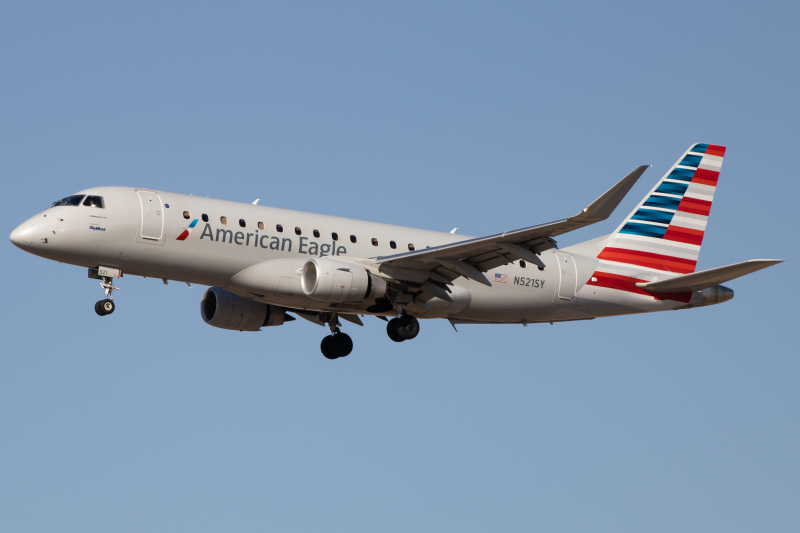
top-left (320, 313), bottom-right (353, 360)
top-left (95, 276), bottom-right (119, 316)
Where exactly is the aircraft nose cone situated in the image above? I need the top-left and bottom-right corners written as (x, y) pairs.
top-left (10, 221), bottom-right (34, 248)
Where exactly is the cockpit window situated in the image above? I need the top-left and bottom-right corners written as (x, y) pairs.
top-left (83, 196), bottom-right (105, 208)
top-left (51, 195), bottom-right (85, 207)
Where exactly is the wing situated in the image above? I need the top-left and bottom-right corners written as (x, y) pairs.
top-left (636, 259), bottom-right (783, 293)
top-left (375, 165), bottom-right (649, 287)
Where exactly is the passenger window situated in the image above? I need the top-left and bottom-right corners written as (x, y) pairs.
top-left (371, 238), bottom-right (379, 246)
top-left (221, 217), bottom-right (228, 225)
top-left (520, 260), bottom-right (527, 268)
top-left (183, 211), bottom-right (191, 219)
top-left (332, 232), bottom-right (339, 241)
top-left (52, 195), bottom-right (85, 207)
top-left (408, 243), bottom-right (415, 251)
top-left (83, 196), bottom-right (105, 208)
top-left (390, 240), bottom-right (397, 249)
top-left (350, 235), bottom-right (357, 243)
top-left (258, 222), bottom-right (265, 230)
top-left (239, 219), bottom-right (246, 228)
top-left (202, 214), bottom-right (209, 222)
top-left (313, 229), bottom-right (320, 238)
top-left (295, 227), bottom-right (302, 236)
top-left (276, 224), bottom-right (284, 233)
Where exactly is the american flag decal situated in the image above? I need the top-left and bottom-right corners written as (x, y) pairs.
top-left (494, 273), bottom-right (508, 283)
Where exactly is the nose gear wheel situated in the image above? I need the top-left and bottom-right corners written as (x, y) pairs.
top-left (94, 276), bottom-right (120, 316)
top-left (95, 299), bottom-right (115, 316)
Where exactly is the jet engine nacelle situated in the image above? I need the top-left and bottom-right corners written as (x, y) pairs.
top-left (200, 287), bottom-right (287, 331)
top-left (300, 258), bottom-right (387, 303)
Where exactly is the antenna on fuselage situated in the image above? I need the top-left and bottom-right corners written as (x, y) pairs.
top-left (252, 199), bottom-right (260, 205)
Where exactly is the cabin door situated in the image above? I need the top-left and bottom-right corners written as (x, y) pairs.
top-left (137, 190), bottom-right (163, 240)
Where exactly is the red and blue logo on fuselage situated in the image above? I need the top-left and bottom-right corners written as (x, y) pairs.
top-left (176, 219), bottom-right (199, 241)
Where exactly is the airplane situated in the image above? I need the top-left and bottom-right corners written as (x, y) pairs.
top-left (9, 143), bottom-right (782, 359)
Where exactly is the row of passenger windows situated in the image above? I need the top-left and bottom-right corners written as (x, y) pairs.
top-left (183, 209), bottom-right (530, 266)
top-left (182, 210), bottom-right (530, 267)
top-left (185, 211), bottom-right (416, 250)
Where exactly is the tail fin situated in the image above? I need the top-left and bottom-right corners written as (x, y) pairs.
top-left (597, 143), bottom-right (726, 276)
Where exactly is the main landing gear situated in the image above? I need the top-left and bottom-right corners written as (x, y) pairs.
top-left (386, 314), bottom-right (420, 343)
top-left (321, 328), bottom-right (353, 360)
top-left (95, 276), bottom-right (120, 316)
top-left (320, 313), bottom-right (353, 360)
top-left (317, 310), bottom-right (420, 359)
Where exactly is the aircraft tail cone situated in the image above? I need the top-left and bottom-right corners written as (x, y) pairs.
top-left (688, 285), bottom-right (734, 308)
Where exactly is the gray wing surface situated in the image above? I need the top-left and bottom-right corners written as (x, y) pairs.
top-left (375, 165), bottom-right (648, 287)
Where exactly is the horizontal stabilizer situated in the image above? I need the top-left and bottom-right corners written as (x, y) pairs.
top-left (636, 259), bottom-right (783, 293)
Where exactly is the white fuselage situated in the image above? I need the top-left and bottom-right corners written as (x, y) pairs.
top-left (10, 186), bottom-right (711, 325)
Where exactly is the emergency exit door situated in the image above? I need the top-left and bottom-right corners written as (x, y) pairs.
top-left (137, 190), bottom-right (163, 240)
top-left (555, 252), bottom-right (577, 300)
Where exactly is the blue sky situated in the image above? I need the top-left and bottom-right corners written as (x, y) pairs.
top-left (1, 2), bottom-right (798, 531)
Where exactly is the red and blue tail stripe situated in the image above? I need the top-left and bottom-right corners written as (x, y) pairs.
top-left (591, 143), bottom-right (726, 299)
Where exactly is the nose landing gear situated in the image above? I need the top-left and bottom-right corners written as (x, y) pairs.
top-left (94, 276), bottom-right (120, 316)
top-left (95, 299), bottom-right (115, 316)
top-left (320, 313), bottom-right (353, 360)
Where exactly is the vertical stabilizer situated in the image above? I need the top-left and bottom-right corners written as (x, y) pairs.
top-left (592, 143), bottom-right (726, 296)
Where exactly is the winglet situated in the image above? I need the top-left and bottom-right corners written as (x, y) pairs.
top-left (374, 165), bottom-right (649, 272)
top-left (577, 165), bottom-right (649, 224)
